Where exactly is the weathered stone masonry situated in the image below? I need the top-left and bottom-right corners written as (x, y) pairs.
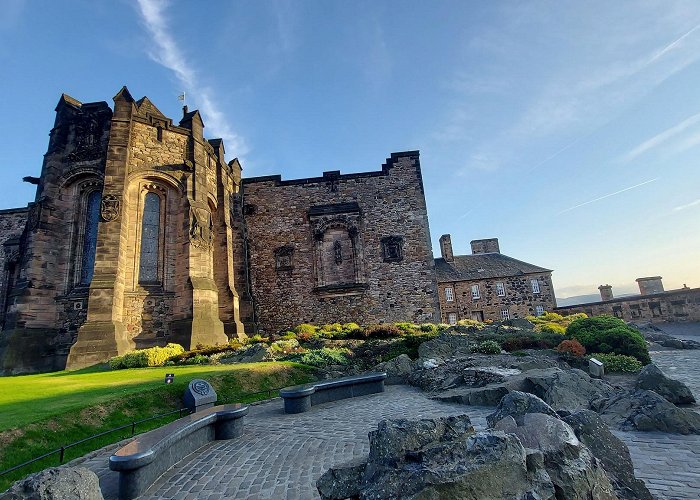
top-left (242, 153), bottom-right (440, 335)
top-left (0, 89), bottom-right (440, 373)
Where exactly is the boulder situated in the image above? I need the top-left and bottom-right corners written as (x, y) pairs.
top-left (491, 413), bottom-right (617, 500)
top-left (593, 389), bottom-right (700, 434)
top-left (462, 366), bottom-right (521, 387)
top-left (434, 385), bottom-right (510, 407)
top-left (563, 410), bottom-right (652, 500)
top-left (486, 391), bottom-right (559, 426)
top-left (222, 343), bottom-right (271, 363)
top-left (636, 364), bottom-right (696, 405)
top-left (317, 412), bottom-right (623, 500)
top-left (373, 354), bottom-right (414, 385)
top-left (0, 467), bottom-right (103, 500)
top-left (417, 333), bottom-right (472, 360)
top-left (523, 368), bottom-right (617, 410)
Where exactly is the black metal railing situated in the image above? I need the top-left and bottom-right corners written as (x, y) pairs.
top-left (0, 386), bottom-right (286, 479)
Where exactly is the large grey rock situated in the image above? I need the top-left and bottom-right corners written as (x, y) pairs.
top-left (636, 364), bottom-right (696, 405)
top-left (317, 412), bottom-right (623, 500)
top-left (0, 467), bottom-right (103, 500)
top-left (594, 389), bottom-right (700, 434)
top-left (417, 333), bottom-right (472, 360)
top-left (563, 409), bottom-right (652, 500)
top-left (523, 368), bottom-right (617, 410)
top-left (373, 354), bottom-right (414, 385)
top-left (491, 413), bottom-right (617, 500)
top-left (223, 343), bottom-right (271, 363)
top-left (486, 391), bottom-right (559, 426)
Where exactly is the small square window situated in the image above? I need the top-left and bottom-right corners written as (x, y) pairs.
top-left (495, 282), bottom-right (505, 297)
top-left (448, 313), bottom-right (457, 325)
top-left (531, 279), bottom-right (540, 294)
top-left (275, 245), bottom-right (294, 271)
top-left (501, 308), bottom-right (510, 320)
top-left (471, 284), bottom-right (480, 299)
top-left (445, 287), bottom-right (454, 302)
top-left (381, 236), bottom-right (404, 262)
top-left (535, 305), bottom-right (544, 316)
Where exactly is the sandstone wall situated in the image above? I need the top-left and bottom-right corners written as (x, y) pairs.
top-left (242, 152), bottom-right (439, 334)
top-left (438, 273), bottom-right (557, 323)
top-left (0, 208), bottom-right (28, 327)
top-left (555, 288), bottom-right (700, 323)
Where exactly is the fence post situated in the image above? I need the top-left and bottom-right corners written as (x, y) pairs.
top-left (131, 422), bottom-right (136, 435)
top-left (59, 447), bottom-right (65, 464)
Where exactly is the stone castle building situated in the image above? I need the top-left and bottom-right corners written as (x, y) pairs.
top-left (0, 87), bottom-right (439, 374)
top-left (435, 235), bottom-right (557, 324)
top-left (555, 276), bottom-right (700, 323)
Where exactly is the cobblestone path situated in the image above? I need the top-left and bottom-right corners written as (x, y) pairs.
top-left (76, 343), bottom-right (700, 499)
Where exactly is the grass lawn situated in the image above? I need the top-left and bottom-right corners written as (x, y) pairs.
top-left (0, 361), bottom-right (315, 491)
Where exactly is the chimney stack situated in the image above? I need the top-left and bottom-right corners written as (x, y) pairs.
top-left (470, 238), bottom-right (500, 255)
top-left (636, 276), bottom-right (664, 295)
top-left (439, 234), bottom-right (454, 262)
top-left (598, 284), bottom-right (613, 301)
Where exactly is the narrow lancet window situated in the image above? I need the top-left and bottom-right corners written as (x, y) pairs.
top-left (80, 191), bottom-right (101, 284)
top-left (139, 192), bottom-right (161, 283)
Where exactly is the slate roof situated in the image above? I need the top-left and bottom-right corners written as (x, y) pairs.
top-left (435, 253), bottom-right (552, 283)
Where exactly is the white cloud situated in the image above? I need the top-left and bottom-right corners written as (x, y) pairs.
top-left (135, 0), bottom-right (247, 156)
top-left (673, 198), bottom-right (700, 211)
top-left (557, 178), bottom-right (658, 215)
top-left (621, 112), bottom-right (700, 162)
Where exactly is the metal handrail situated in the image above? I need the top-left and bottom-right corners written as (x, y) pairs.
top-left (0, 386), bottom-right (285, 479)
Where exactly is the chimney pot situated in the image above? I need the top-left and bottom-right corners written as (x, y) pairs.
top-left (439, 234), bottom-right (454, 262)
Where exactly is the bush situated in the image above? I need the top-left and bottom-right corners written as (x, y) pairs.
top-left (341, 322), bottom-right (363, 336)
top-left (247, 334), bottom-right (270, 344)
top-left (472, 340), bottom-right (502, 354)
top-left (456, 319), bottom-right (485, 329)
top-left (499, 333), bottom-right (562, 352)
top-left (436, 323), bottom-right (451, 331)
top-left (419, 323), bottom-right (439, 333)
top-left (555, 339), bottom-right (586, 357)
top-left (293, 323), bottom-right (319, 341)
top-left (590, 353), bottom-right (643, 373)
top-left (539, 323), bottom-right (567, 335)
top-left (183, 354), bottom-right (209, 365)
top-left (567, 316), bottom-right (650, 364)
top-left (294, 347), bottom-right (352, 367)
top-left (109, 343), bottom-right (185, 369)
top-left (362, 324), bottom-right (403, 339)
top-left (270, 339), bottom-right (301, 356)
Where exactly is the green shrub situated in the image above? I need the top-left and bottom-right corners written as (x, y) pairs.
top-left (473, 340), bottom-right (502, 354)
top-left (109, 343), bottom-right (185, 370)
top-left (270, 339), bottom-right (301, 355)
top-left (419, 323), bottom-right (439, 333)
top-left (293, 323), bottom-right (319, 341)
top-left (293, 347), bottom-right (352, 367)
top-left (590, 353), bottom-right (643, 373)
top-left (395, 322), bottom-right (418, 333)
top-left (247, 334), bottom-right (270, 344)
top-left (436, 323), bottom-right (451, 331)
top-left (183, 354), bottom-right (209, 365)
top-left (456, 319), bottom-right (485, 329)
top-left (539, 323), bottom-right (566, 335)
top-left (499, 333), bottom-right (562, 352)
top-left (567, 316), bottom-right (650, 364)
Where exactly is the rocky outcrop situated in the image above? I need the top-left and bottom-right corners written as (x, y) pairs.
top-left (0, 467), bottom-right (103, 500)
top-left (593, 389), bottom-right (700, 434)
top-left (636, 364), bottom-right (696, 405)
top-left (492, 413), bottom-right (617, 500)
top-left (317, 412), bottom-right (622, 500)
top-left (562, 410), bottom-right (652, 500)
top-left (416, 333), bottom-right (474, 360)
top-left (522, 368), bottom-right (618, 411)
top-left (486, 391), bottom-right (559, 426)
top-left (372, 354), bottom-right (415, 385)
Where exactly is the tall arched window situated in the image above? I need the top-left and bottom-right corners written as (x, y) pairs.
top-left (139, 192), bottom-right (161, 283)
top-left (79, 190), bottom-right (101, 284)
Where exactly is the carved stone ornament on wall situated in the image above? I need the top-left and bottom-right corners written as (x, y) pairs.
top-left (66, 118), bottom-right (102, 162)
top-left (190, 207), bottom-right (214, 249)
top-left (101, 194), bottom-right (121, 222)
top-left (381, 236), bottom-right (404, 262)
top-left (27, 202), bottom-right (42, 231)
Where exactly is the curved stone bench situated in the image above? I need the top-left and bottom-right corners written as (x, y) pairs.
top-left (280, 372), bottom-right (386, 414)
top-left (109, 404), bottom-right (248, 500)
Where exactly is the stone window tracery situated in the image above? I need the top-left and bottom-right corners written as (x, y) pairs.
top-left (79, 190), bottom-right (101, 285)
top-left (139, 191), bottom-right (162, 283)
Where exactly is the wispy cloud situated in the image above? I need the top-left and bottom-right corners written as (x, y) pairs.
top-left (673, 198), bottom-right (700, 211)
top-left (557, 178), bottom-right (659, 215)
top-left (621, 111), bottom-right (700, 162)
top-left (135, 0), bottom-right (247, 156)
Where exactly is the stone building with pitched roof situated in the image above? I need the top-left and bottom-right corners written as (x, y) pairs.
top-left (435, 235), bottom-right (557, 324)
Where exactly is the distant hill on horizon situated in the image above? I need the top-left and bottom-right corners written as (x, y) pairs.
top-left (557, 292), bottom-right (640, 307)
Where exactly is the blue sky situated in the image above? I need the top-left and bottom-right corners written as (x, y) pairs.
top-left (1, 0), bottom-right (699, 299)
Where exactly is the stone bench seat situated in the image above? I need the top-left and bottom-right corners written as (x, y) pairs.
top-left (109, 404), bottom-right (248, 500)
top-left (280, 372), bottom-right (386, 413)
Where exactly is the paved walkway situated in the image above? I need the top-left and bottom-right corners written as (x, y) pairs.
top-left (72, 327), bottom-right (700, 500)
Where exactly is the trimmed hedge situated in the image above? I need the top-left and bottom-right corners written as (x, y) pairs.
top-left (566, 316), bottom-right (650, 364)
